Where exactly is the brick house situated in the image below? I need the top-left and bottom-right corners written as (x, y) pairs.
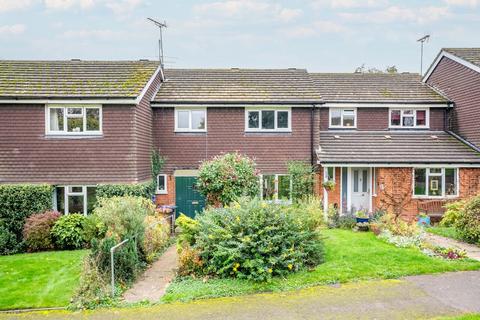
top-left (312, 72), bottom-right (480, 220)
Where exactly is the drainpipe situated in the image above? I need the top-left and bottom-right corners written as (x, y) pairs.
top-left (310, 105), bottom-right (315, 166)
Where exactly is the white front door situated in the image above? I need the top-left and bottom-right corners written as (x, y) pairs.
top-left (350, 167), bottom-right (370, 212)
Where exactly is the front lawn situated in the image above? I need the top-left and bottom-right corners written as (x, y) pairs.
top-left (162, 229), bottom-right (480, 303)
top-left (426, 226), bottom-right (463, 241)
top-left (0, 250), bottom-right (88, 310)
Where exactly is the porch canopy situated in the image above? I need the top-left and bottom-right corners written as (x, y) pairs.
top-left (317, 131), bottom-right (480, 166)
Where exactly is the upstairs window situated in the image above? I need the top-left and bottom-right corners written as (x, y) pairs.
top-left (413, 168), bottom-right (457, 198)
top-left (47, 106), bottom-right (101, 135)
top-left (390, 109), bottom-right (428, 128)
top-left (246, 108), bottom-right (291, 132)
top-left (329, 108), bottom-right (356, 128)
top-left (175, 108), bottom-right (206, 132)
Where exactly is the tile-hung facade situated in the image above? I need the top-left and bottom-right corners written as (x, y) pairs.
top-left (311, 72), bottom-right (480, 220)
top-left (0, 60), bottom-right (162, 215)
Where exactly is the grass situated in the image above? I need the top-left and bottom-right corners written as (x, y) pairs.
top-left (0, 250), bottom-right (88, 310)
top-left (162, 229), bottom-right (480, 303)
top-left (426, 226), bottom-right (464, 241)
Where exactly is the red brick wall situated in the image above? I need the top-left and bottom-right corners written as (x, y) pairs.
top-left (155, 175), bottom-right (176, 206)
top-left (320, 107), bottom-right (445, 131)
top-left (427, 56), bottom-right (480, 147)
top-left (317, 167), bottom-right (341, 209)
top-left (153, 107), bottom-right (318, 174)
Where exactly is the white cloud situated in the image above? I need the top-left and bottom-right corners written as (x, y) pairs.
top-left (194, 0), bottom-right (303, 22)
top-left (43, 0), bottom-right (140, 13)
top-left (444, 0), bottom-right (479, 6)
top-left (286, 21), bottom-right (348, 38)
top-left (61, 28), bottom-right (119, 40)
top-left (311, 0), bottom-right (387, 9)
top-left (0, 0), bottom-right (36, 13)
top-left (0, 24), bottom-right (26, 36)
top-left (339, 6), bottom-right (450, 24)
top-left (105, 0), bottom-right (142, 16)
top-left (44, 0), bottom-right (94, 9)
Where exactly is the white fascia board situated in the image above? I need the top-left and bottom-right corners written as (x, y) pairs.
top-left (323, 102), bottom-right (449, 108)
top-left (151, 103), bottom-right (316, 108)
top-left (317, 162), bottom-right (480, 168)
top-left (0, 98), bottom-right (137, 105)
top-left (423, 50), bottom-right (480, 83)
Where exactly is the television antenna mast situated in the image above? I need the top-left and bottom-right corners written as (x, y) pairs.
top-left (147, 18), bottom-right (167, 69)
top-left (417, 34), bottom-right (430, 75)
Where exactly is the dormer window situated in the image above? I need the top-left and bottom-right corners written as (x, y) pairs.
top-left (329, 108), bottom-right (356, 128)
top-left (47, 105), bottom-right (102, 135)
top-left (389, 108), bottom-right (429, 128)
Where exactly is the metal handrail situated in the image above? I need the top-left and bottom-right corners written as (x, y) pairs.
top-left (110, 238), bottom-right (129, 297)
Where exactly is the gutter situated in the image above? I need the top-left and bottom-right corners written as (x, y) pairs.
top-left (151, 101), bottom-right (325, 106)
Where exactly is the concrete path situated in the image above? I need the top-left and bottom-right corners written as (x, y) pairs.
top-left (426, 233), bottom-right (480, 261)
top-left (3, 271), bottom-right (480, 320)
top-left (122, 244), bottom-right (178, 303)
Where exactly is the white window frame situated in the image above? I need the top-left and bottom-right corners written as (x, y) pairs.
top-left (329, 108), bottom-right (357, 128)
top-left (46, 105), bottom-right (102, 136)
top-left (58, 185), bottom-right (95, 216)
top-left (389, 108), bottom-right (429, 129)
top-left (245, 107), bottom-right (292, 132)
top-left (412, 167), bottom-right (459, 199)
top-left (259, 174), bottom-right (292, 203)
top-left (174, 108), bottom-right (207, 132)
top-left (324, 166), bottom-right (335, 182)
top-left (156, 174), bottom-right (168, 194)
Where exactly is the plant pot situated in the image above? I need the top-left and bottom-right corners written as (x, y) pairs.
top-left (356, 217), bottom-right (369, 223)
top-left (417, 216), bottom-right (431, 227)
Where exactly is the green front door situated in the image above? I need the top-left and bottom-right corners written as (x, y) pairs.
top-left (175, 176), bottom-right (205, 218)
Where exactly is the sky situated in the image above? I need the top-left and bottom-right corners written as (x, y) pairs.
top-left (0, 0), bottom-right (479, 73)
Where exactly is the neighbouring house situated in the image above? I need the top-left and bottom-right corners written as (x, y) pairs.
top-left (0, 60), bottom-right (162, 215)
top-left (151, 68), bottom-right (322, 216)
top-left (424, 48), bottom-right (480, 148)
top-left (311, 72), bottom-right (480, 220)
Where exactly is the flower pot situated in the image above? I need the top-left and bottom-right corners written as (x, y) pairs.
top-left (417, 215), bottom-right (431, 226)
top-left (356, 217), bottom-right (369, 224)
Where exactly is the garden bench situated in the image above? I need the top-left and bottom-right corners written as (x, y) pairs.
top-left (417, 200), bottom-right (447, 223)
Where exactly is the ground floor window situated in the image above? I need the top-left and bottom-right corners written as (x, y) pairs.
top-left (55, 186), bottom-right (97, 215)
top-left (261, 174), bottom-right (291, 202)
top-left (157, 174), bottom-right (168, 194)
top-left (413, 168), bottom-right (458, 198)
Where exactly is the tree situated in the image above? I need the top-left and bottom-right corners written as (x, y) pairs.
top-left (197, 152), bottom-right (260, 207)
top-left (354, 64), bottom-right (399, 74)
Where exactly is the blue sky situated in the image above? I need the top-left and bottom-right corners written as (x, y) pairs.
top-left (1, 0), bottom-right (479, 72)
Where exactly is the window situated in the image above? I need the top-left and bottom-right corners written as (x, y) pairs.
top-left (246, 108), bottom-right (291, 132)
top-left (390, 109), bottom-right (428, 128)
top-left (329, 108), bottom-right (356, 128)
top-left (413, 168), bottom-right (458, 198)
top-left (55, 186), bottom-right (97, 215)
top-left (157, 174), bottom-right (168, 194)
top-left (175, 109), bottom-right (206, 132)
top-left (324, 167), bottom-right (335, 182)
top-left (261, 174), bottom-right (291, 202)
top-left (47, 106), bottom-right (101, 135)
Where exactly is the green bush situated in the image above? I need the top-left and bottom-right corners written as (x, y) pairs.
top-left (0, 184), bottom-right (53, 254)
top-left (287, 161), bottom-right (314, 202)
top-left (455, 195), bottom-right (480, 244)
top-left (82, 214), bottom-right (107, 246)
top-left (441, 200), bottom-right (465, 227)
top-left (143, 215), bottom-right (170, 263)
top-left (175, 214), bottom-right (199, 247)
top-left (96, 182), bottom-right (154, 200)
top-left (192, 198), bottom-right (324, 282)
top-left (197, 152), bottom-right (259, 207)
top-left (51, 214), bottom-right (87, 250)
top-left (23, 211), bottom-right (61, 252)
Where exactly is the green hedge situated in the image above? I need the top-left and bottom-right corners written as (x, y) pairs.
top-left (0, 184), bottom-right (53, 254)
top-left (96, 181), bottom-right (154, 199)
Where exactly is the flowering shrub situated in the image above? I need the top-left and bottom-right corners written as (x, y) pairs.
top-left (455, 195), bottom-right (480, 244)
top-left (440, 200), bottom-right (465, 227)
top-left (378, 229), bottom-right (425, 248)
top-left (287, 161), bottom-right (314, 201)
top-left (177, 245), bottom-right (204, 277)
top-left (23, 211), bottom-right (61, 252)
top-left (175, 214), bottom-right (199, 247)
top-left (190, 198), bottom-right (324, 282)
top-left (197, 152), bottom-right (259, 207)
top-left (143, 215), bottom-right (170, 263)
top-left (51, 214), bottom-right (87, 249)
top-left (378, 212), bottom-right (420, 237)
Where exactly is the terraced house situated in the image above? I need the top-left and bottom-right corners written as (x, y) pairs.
top-left (1, 49), bottom-right (480, 219)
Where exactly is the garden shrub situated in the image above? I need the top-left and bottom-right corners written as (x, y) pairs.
top-left (82, 214), bottom-right (107, 247)
top-left (96, 182), bottom-right (154, 200)
top-left (192, 198), bottom-right (324, 282)
top-left (23, 210), bottom-right (61, 252)
top-left (378, 212), bottom-right (420, 237)
top-left (143, 215), bottom-right (170, 263)
top-left (51, 214), bottom-right (87, 250)
top-left (197, 152), bottom-right (259, 207)
top-left (455, 195), bottom-right (480, 244)
top-left (175, 214), bottom-right (199, 247)
top-left (441, 200), bottom-right (465, 227)
top-left (327, 206), bottom-right (356, 229)
top-left (293, 196), bottom-right (325, 228)
top-left (0, 184), bottom-right (53, 254)
top-left (177, 245), bottom-right (204, 277)
top-left (287, 161), bottom-right (314, 202)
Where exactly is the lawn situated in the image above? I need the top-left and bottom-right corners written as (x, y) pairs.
top-left (426, 226), bottom-right (464, 241)
top-left (162, 229), bottom-right (480, 303)
top-left (0, 250), bottom-right (88, 310)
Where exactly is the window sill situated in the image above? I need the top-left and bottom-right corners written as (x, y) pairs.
top-left (388, 127), bottom-right (429, 130)
top-left (156, 191), bottom-right (168, 195)
top-left (245, 131), bottom-right (292, 135)
top-left (328, 127), bottom-right (357, 130)
top-left (412, 195), bottom-right (459, 200)
top-left (45, 133), bottom-right (103, 139)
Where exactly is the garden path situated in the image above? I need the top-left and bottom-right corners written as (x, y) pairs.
top-left (4, 271), bottom-right (480, 319)
top-left (123, 244), bottom-right (178, 303)
top-left (425, 233), bottom-right (480, 261)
